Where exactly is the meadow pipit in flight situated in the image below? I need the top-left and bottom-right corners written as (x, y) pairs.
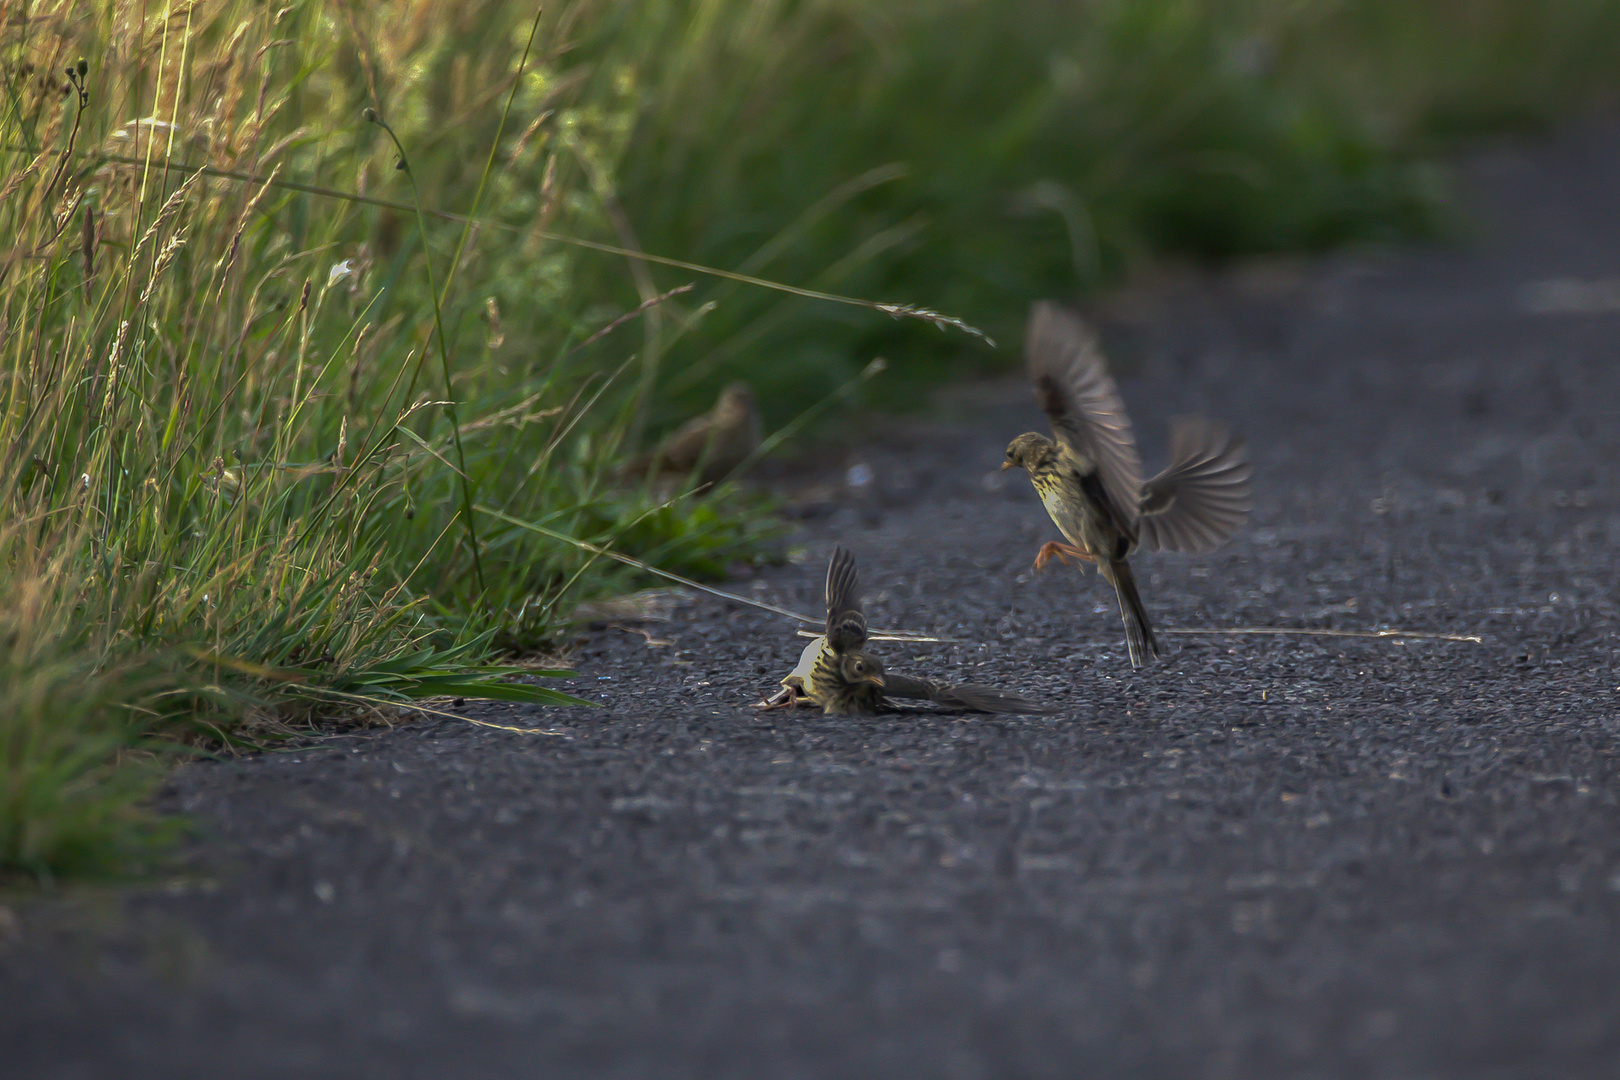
top-left (1003, 302), bottom-right (1251, 667)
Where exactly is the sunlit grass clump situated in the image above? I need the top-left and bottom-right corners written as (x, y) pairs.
top-left (0, 1), bottom-right (781, 880)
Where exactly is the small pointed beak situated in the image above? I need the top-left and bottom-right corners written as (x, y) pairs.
top-left (1000, 461), bottom-right (1013, 471)
top-left (869, 674), bottom-right (886, 688)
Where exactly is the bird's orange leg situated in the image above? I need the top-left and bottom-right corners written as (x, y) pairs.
top-left (1032, 541), bottom-right (1095, 572)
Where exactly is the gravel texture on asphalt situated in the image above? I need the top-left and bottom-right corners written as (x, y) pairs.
top-left (7, 126), bottom-right (1620, 1080)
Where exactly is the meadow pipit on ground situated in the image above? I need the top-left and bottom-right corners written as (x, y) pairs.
top-left (757, 547), bottom-right (1057, 715)
top-left (1003, 302), bottom-right (1252, 668)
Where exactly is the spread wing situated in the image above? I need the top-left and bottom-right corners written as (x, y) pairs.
top-left (1137, 417), bottom-right (1252, 553)
top-left (881, 673), bottom-right (1058, 715)
top-left (1025, 302), bottom-right (1144, 529)
top-left (823, 546), bottom-right (868, 652)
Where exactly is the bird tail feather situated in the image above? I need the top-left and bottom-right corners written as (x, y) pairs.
top-left (1104, 559), bottom-right (1158, 668)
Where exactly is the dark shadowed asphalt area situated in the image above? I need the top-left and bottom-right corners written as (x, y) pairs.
top-left (9, 126), bottom-right (1620, 1080)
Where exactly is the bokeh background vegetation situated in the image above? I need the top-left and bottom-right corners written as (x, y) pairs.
top-left (3, 0), bottom-right (1618, 880)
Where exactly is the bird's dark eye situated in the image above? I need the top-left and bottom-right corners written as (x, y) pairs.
top-left (853, 661), bottom-right (865, 673)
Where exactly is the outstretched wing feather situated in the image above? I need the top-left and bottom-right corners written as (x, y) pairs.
top-left (1025, 302), bottom-right (1144, 532)
top-left (1137, 417), bottom-right (1252, 553)
top-left (823, 546), bottom-right (868, 650)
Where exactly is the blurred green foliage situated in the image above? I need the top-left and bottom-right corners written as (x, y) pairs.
top-left (565, 0), bottom-right (1620, 420)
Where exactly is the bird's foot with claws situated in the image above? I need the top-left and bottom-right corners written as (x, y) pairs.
top-left (1032, 541), bottom-right (1094, 572)
top-left (754, 681), bottom-right (813, 710)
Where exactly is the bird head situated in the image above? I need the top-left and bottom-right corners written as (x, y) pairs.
top-left (839, 649), bottom-right (886, 688)
top-left (1003, 432), bottom-right (1055, 472)
top-left (716, 381), bottom-right (755, 417)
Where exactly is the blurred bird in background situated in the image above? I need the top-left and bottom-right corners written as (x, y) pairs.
top-left (1003, 302), bottom-right (1252, 668)
top-left (624, 381), bottom-right (761, 490)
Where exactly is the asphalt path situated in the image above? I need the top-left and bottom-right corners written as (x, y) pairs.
top-left (8, 125), bottom-right (1620, 1080)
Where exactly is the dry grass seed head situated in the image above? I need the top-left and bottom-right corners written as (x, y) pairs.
top-left (130, 165), bottom-right (205, 261)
